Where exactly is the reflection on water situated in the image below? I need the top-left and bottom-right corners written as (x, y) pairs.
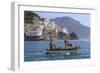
top-left (24, 40), bottom-right (90, 61)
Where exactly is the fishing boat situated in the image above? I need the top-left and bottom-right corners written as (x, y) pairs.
top-left (45, 46), bottom-right (80, 55)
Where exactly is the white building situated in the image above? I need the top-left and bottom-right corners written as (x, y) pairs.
top-left (62, 28), bottom-right (68, 35)
top-left (25, 25), bottom-right (43, 36)
top-left (25, 30), bottom-right (42, 36)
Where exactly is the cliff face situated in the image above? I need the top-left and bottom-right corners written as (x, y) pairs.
top-left (24, 11), bottom-right (40, 23)
top-left (70, 32), bottom-right (79, 40)
top-left (50, 16), bottom-right (90, 40)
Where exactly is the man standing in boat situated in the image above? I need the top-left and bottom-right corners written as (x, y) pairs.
top-left (49, 33), bottom-right (57, 50)
top-left (64, 36), bottom-right (69, 48)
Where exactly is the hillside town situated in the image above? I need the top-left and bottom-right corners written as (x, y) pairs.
top-left (24, 11), bottom-right (59, 40)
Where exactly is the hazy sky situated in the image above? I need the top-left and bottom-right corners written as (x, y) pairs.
top-left (35, 11), bottom-right (90, 27)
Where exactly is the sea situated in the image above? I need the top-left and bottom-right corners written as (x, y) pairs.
top-left (24, 40), bottom-right (90, 62)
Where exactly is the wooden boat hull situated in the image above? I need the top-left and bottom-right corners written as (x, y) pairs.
top-left (46, 46), bottom-right (80, 54)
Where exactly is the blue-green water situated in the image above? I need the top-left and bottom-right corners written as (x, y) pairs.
top-left (24, 40), bottom-right (90, 61)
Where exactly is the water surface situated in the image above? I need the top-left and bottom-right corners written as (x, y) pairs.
top-left (24, 40), bottom-right (90, 61)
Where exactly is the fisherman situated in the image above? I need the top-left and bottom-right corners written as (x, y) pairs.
top-left (49, 34), bottom-right (57, 50)
top-left (49, 41), bottom-right (57, 50)
top-left (49, 41), bottom-right (52, 50)
top-left (64, 37), bottom-right (69, 48)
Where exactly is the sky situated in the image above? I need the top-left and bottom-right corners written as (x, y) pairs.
top-left (35, 11), bottom-right (90, 27)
